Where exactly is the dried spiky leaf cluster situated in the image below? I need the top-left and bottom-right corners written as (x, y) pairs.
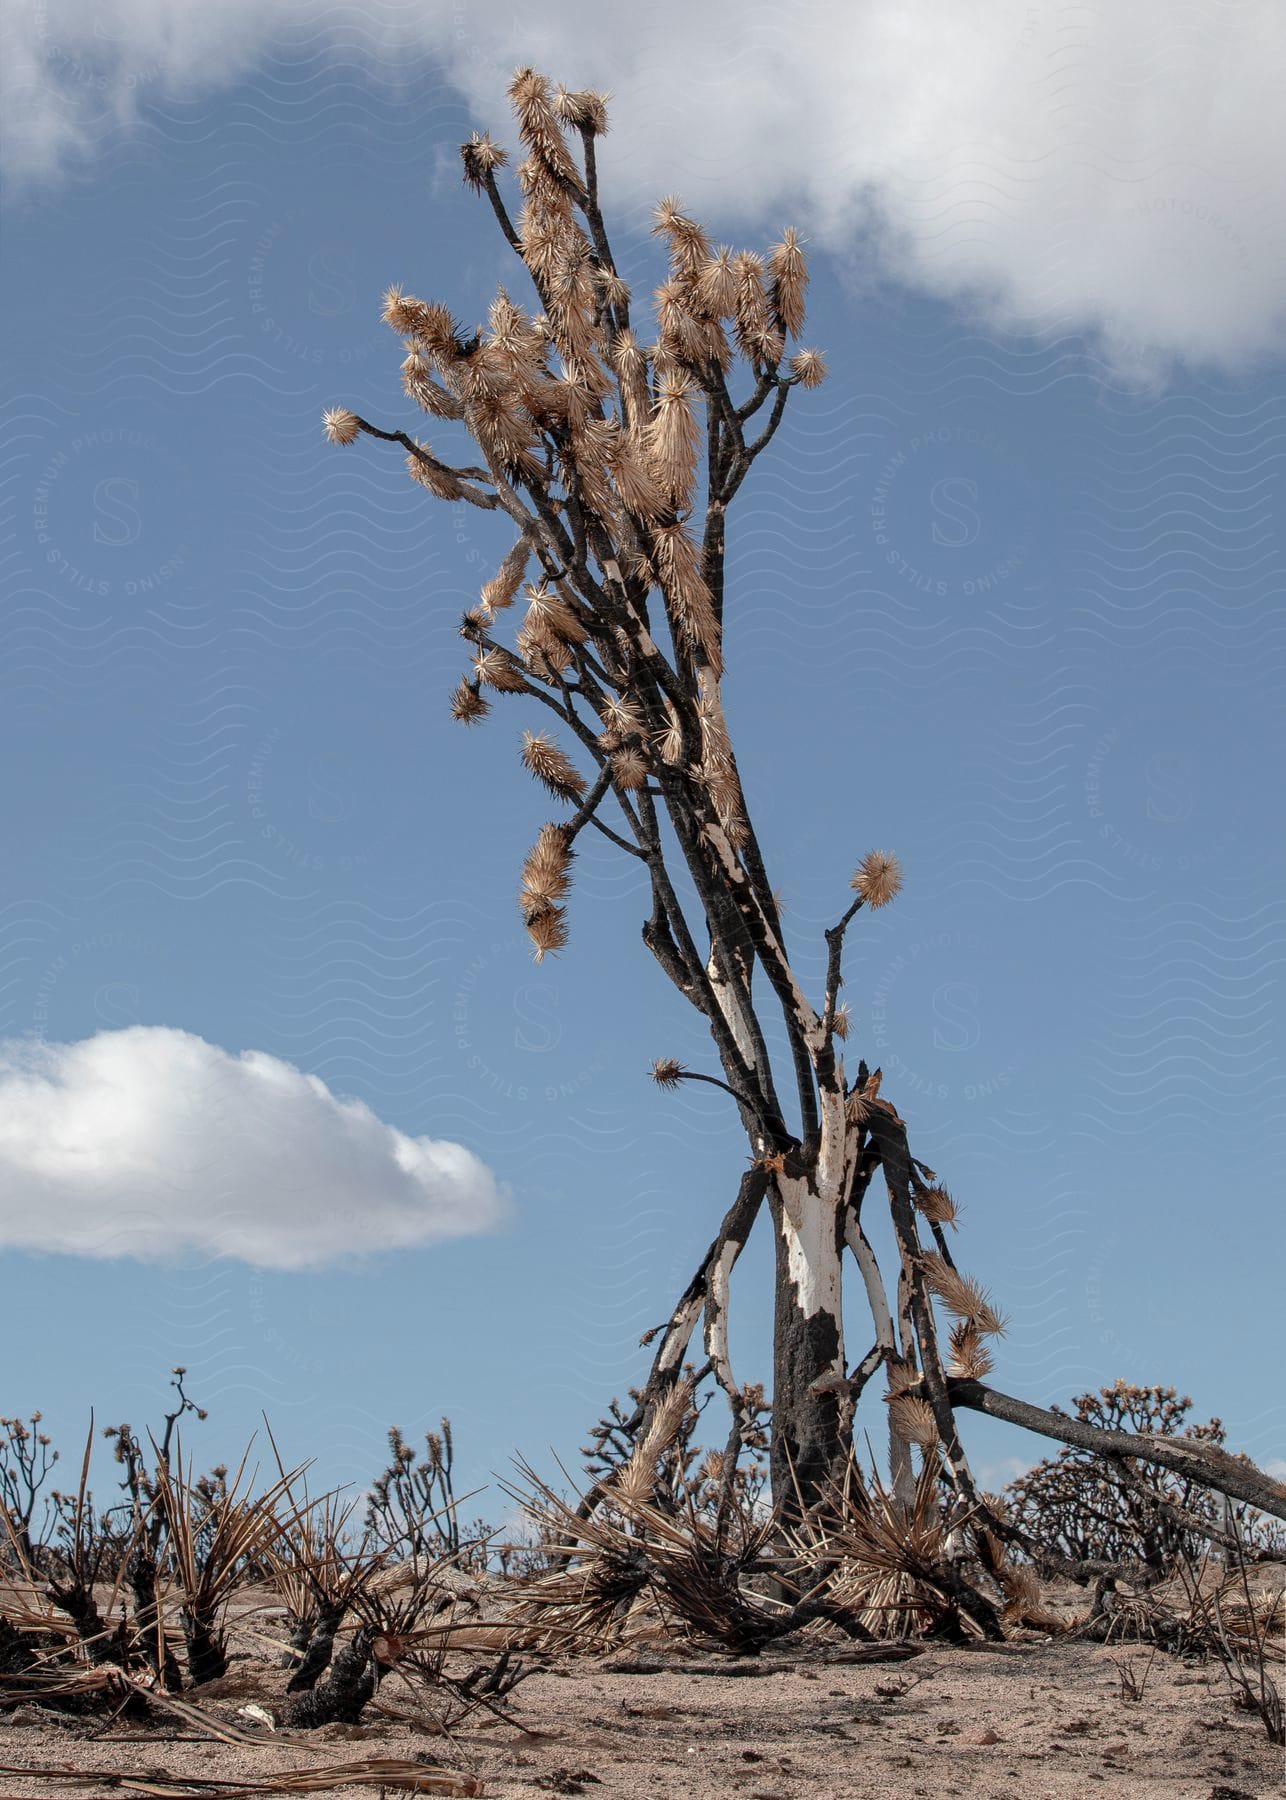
top-left (785, 1459), bottom-right (1001, 1643)
top-left (323, 68), bottom-right (826, 965)
top-left (888, 1392), bottom-right (940, 1449)
top-left (920, 1251), bottom-right (1008, 1340)
top-left (914, 1184), bottom-right (958, 1227)
top-left (521, 729), bottom-right (586, 801)
top-left (649, 1057), bottom-right (686, 1089)
top-left (946, 1319), bottom-right (995, 1380)
top-left (518, 822), bottom-right (574, 960)
top-left (322, 406), bottom-right (361, 446)
top-left (851, 850), bottom-right (903, 909)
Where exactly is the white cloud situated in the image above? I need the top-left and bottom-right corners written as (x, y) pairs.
top-left (4, 1), bottom-right (1285, 371)
top-left (976, 1454), bottom-right (1033, 1492)
top-left (0, 1027), bottom-right (506, 1269)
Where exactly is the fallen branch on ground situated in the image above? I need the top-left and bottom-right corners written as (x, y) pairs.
top-left (0, 1757), bottom-right (484, 1795)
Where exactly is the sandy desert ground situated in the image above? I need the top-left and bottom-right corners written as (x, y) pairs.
top-left (1, 1587), bottom-right (1282, 1800)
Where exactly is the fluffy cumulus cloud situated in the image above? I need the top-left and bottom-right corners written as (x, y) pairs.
top-left (0, 1027), bottom-right (506, 1269)
top-left (5, 1), bottom-right (1285, 372)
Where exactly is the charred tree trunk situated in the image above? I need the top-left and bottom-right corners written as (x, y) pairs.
top-left (0, 1616), bottom-right (38, 1681)
top-left (282, 1625), bottom-right (376, 1729)
top-left (45, 1580), bottom-right (124, 1667)
top-left (769, 1173), bottom-right (847, 1512)
top-left (128, 1550), bottom-right (182, 1692)
top-left (286, 1600), bottom-right (344, 1693)
top-left (282, 1608), bottom-right (316, 1670)
top-left (181, 1609), bottom-right (227, 1687)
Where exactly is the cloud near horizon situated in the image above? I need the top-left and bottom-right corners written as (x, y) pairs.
top-left (4, 1), bottom-right (1284, 374)
top-left (0, 1027), bottom-right (507, 1269)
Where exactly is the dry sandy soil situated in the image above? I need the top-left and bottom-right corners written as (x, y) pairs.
top-left (2, 1648), bottom-right (1282, 1800)
top-left (1, 1613), bottom-right (1282, 1800)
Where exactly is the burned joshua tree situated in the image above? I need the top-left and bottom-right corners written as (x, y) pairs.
top-left (323, 70), bottom-right (1286, 1543)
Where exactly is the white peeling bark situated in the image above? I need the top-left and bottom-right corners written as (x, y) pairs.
top-left (704, 1235), bottom-right (741, 1398)
top-left (707, 946), bottom-right (759, 1072)
top-left (844, 1212), bottom-right (896, 1353)
top-left (654, 1290), bottom-right (706, 1377)
top-left (700, 822), bottom-right (820, 1038)
top-left (815, 1079), bottom-right (848, 1198)
top-left (841, 1137), bottom-right (915, 1503)
top-left (776, 1172), bottom-right (845, 1357)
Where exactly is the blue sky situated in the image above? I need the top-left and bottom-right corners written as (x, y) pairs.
top-left (2, 3), bottom-right (1284, 1518)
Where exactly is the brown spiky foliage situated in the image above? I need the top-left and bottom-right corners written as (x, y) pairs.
top-left (320, 66), bottom-right (1282, 1549)
top-left (481, 535), bottom-right (533, 612)
top-left (503, 1405), bottom-right (823, 1659)
top-left (152, 1442), bottom-right (301, 1686)
top-left (946, 1318), bottom-right (994, 1380)
top-left (554, 86), bottom-right (610, 136)
top-left (919, 1251), bottom-right (1008, 1339)
top-left (519, 823), bottom-right (573, 914)
top-left (322, 406), bottom-right (360, 446)
top-left (914, 1184), bottom-right (958, 1226)
top-left (851, 849), bottom-right (903, 908)
top-left (520, 729), bottom-right (586, 802)
top-left (789, 347), bottom-right (828, 388)
top-left (788, 1459), bottom-right (1000, 1643)
top-left (649, 1057), bottom-right (686, 1089)
top-left (450, 677), bottom-right (489, 725)
top-left (613, 1383), bottom-right (694, 1511)
top-left (610, 746), bottom-right (649, 790)
top-left (525, 905), bottom-right (568, 963)
top-left (405, 446), bottom-right (467, 503)
top-left (647, 370), bottom-right (701, 506)
top-left (523, 583), bottom-right (588, 646)
top-left (767, 228), bottom-right (808, 338)
top-left (653, 521), bottom-right (721, 672)
top-left (887, 1393), bottom-right (940, 1449)
top-left (460, 130), bottom-right (507, 191)
top-left (472, 647), bottom-right (527, 694)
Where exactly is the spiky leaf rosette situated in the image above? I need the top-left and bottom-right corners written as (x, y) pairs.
top-left (851, 849), bottom-right (903, 908)
top-left (610, 747), bottom-right (649, 791)
top-left (914, 1185), bottom-right (958, 1227)
top-left (473, 647), bottom-right (527, 693)
top-left (481, 535), bottom-right (533, 612)
top-left (767, 228), bottom-right (808, 338)
top-left (919, 1251), bottom-right (1008, 1339)
top-left (553, 86), bottom-right (610, 136)
top-left (521, 729), bottom-right (586, 801)
top-left (650, 1057), bottom-right (686, 1089)
top-left (526, 904), bottom-right (568, 963)
top-left (788, 348), bottom-right (827, 387)
top-left (460, 130), bottom-right (508, 191)
top-left (519, 823), bottom-right (573, 913)
top-left (647, 371), bottom-right (700, 506)
top-left (597, 694), bottom-right (644, 748)
top-left (946, 1319), bottom-right (994, 1380)
top-left (887, 1392), bottom-right (940, 1449)
top-left (322, 406), bottom-right (361, 445)
top-left (450, 676), bottom-right (490, 725)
